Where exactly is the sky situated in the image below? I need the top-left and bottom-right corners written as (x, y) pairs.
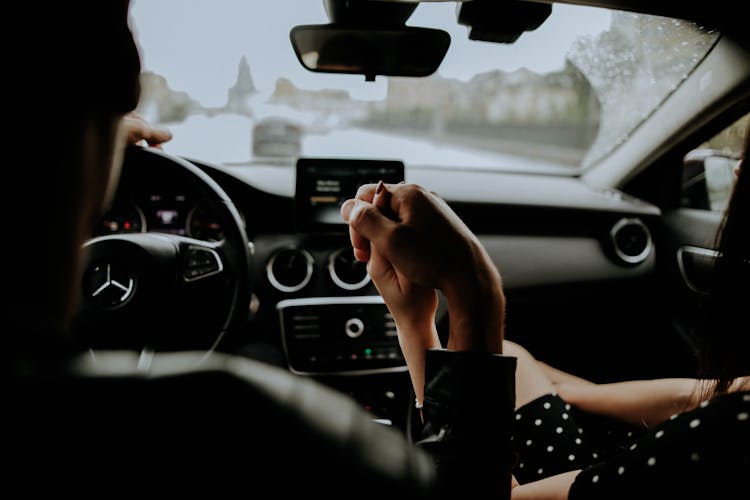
top-left (129, 0), bottom-right (612, 107)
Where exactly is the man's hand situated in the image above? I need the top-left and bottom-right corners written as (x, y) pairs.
top-left (122, 112), bottom-right (172, 148)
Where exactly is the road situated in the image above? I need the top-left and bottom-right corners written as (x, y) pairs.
top-left (162, 113), bottom-right (569, 173)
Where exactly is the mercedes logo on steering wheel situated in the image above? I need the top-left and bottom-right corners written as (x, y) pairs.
top-left (85, 263), bottom-right (136, 308)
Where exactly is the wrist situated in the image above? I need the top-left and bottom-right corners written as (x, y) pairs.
top-left (442, 244), bottom-right (505, 353)
top-left (394, 318), bottom-right (441, 359)
top-left (394, 321), bottom-right (440, 406)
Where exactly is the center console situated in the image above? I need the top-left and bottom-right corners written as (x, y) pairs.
top-left (277, 295), bottom-right (412, 429)
top-left (278, 296), bottom-right (405, 375)
top-left (271, 157), bottom-right (412, 428)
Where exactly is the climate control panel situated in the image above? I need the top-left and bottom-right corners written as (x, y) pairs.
top-left (277, 296), bottom-right (405, 375)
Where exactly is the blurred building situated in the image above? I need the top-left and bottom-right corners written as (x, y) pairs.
top-left (225, 56), bottom-right (257, 116)
top-left (136, 71), bottom-right (201, 124)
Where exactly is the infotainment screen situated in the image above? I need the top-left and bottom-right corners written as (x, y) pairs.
top-left (295, 158), bottom-right (405, 232)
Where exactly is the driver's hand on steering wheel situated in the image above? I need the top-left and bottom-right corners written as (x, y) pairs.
top-left (122, 111), bottom-right (172, 148)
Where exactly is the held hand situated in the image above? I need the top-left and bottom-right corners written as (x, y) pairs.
top-left (353, 182), bottom-right (441, 404)
top-left (342, 183), bottom-right (482, 290)
top-left (365, 183), bottom-right (440, 335)
top-left (341, 182), bottom-right (505, 353)
top-left (369, 238), bottom-right (441, 402)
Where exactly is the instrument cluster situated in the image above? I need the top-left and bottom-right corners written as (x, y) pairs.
top-left (95, 192), bottom-right (227, 242)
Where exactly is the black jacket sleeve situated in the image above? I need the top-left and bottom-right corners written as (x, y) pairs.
top-left (415, 349), bottom-right (517, 500)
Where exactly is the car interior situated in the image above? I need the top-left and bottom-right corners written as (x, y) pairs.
top-left (74, 0), bottom-right (749, 437)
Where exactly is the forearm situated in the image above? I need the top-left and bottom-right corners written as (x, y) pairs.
top-left (443, 242), bottom-right (505, 354)
top-left (557, 378), bottom-right (704, 427)
top-left (396, 322), bottom-right (441, 405)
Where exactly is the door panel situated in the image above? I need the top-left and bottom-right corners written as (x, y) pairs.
top-left (658, 190), bottom-right (725, 367)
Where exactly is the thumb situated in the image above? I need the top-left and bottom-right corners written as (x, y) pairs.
top-left (341, 199), bottom-right (396, 242)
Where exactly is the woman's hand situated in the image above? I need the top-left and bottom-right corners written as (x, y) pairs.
top-left (347, 182), bottom-right (441, 403)
top-left (364, 182), bottom-right (440, 332)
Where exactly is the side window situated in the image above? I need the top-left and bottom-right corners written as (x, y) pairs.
top-left (681, 112), bottom-right (747, 211)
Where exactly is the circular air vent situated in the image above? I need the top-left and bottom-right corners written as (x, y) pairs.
top-left (267, 248), bottom-right (314, 292)
top-left (329, 248), bottom-right (371, 290)
top-left (609, 218), bottom-right (652, 265)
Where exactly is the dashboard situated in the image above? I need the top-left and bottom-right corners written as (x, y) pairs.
top-left (218, 158), bottom-right (666, 412)
top-left (101, 151), bottom-right (665, 430)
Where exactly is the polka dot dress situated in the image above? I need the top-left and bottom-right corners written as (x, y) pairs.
top-left (511, 393), bottom-right (637, 484)
top-left (565, 390), bottom-right (750, 499)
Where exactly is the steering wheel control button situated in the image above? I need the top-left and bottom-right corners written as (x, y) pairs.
top-left (344, 318), bottom-right (365, 338)
top-left (184, 246), bottom-right (223, 281)
top-left (84, 263), bottom-right (136, 308)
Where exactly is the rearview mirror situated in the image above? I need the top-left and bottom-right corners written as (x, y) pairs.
top-left (290, 24), bottom-right (450, 81)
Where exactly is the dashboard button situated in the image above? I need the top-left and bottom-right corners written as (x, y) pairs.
top-left (344, 318), bottom-right (365, 338)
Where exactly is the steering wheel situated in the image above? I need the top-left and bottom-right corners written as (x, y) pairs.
top-left (73, 146), bottom-right (252, 353)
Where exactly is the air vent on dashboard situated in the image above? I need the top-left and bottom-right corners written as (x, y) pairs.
top-left (329, 248), bottom-right (371, 290)
top-left (267, 248), bottom-right (314, 292)
top-left (609, 217), bottom-right (652, 265)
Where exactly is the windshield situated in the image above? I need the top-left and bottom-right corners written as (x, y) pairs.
top-left (130, 1), bottom-right (718, 174)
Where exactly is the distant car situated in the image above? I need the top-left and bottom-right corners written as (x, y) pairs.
top-left (252, 117), bottom-right (303, 158)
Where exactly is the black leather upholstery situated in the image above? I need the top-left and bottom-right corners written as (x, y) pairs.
top-left (5, 351), bottom-right (437, 497)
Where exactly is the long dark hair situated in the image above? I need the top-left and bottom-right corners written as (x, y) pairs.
top-left (697, 125), bottom-right (750, 395)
